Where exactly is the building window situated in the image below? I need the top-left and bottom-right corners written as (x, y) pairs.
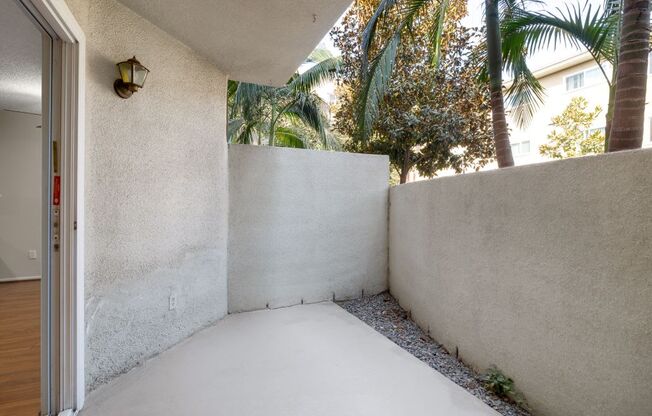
top-left (511, 140), bottom-right (531, 155)
top-left (565, 67), bottom-right (604, 91)
top-left (584, 68), bottom-right (602, 85)
top-left (566, 73), bottom-right (584, 91)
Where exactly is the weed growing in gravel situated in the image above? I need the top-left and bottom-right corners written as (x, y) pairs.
top-left (481, 366), bottom-right (528, 409)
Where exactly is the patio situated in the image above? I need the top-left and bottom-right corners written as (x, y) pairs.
top-left (79, 302), bottom-right (498, 416)
top-left (15, 0), bottom-right (647, 414)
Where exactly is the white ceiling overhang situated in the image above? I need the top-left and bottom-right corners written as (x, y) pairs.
top-left (117, 0), bottom-right (352, 86)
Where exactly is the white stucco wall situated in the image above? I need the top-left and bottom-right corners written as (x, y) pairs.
top-left (228, 145), bottom-right (389, 312)
top-left (389, 149), bottom-right (652, 416)
top-left (66, 0), bottom-right (229, 391)
top-left (0, 111), bottom-right (42, 280)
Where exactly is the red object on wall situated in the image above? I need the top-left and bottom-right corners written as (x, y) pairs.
top-left (53, 176), bottom-right (61, 206)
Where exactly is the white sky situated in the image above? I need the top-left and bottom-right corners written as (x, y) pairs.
top-left (319, 0), bottom-right (606, 71)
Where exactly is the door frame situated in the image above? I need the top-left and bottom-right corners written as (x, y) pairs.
top-left (19, 0), bottom-right (86, 414)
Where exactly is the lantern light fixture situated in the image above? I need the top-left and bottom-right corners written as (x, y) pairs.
top-left (114, 56), bottom-right (150, 99)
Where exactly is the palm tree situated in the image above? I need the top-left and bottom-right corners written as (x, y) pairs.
top-left (608, 0), bottom-right (650, 151)
top-left (357, 0), bottom-right (543, 168)
top-left (501, 1), bottom-right (620, 149)
top-left (486, 0), bottom-right (514, 167)
top-left (228, 50), bottom-right (341, 150)
top-left (502, 0), bottom-right (652, 151)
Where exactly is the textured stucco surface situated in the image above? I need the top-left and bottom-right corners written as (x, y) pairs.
top-left (389, 149), bottom-right (652, 416)
top-left (0, 1), bottom-right (43, 114)
top-left (228, 145), bottom-right (389, 312)
top-left (66, 0), bottom-right (229, 391)
top-left (80, 302), bottom-right (499, 416)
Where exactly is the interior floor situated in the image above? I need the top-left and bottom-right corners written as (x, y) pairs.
top-left (80, 302), bottom-right (499, 416)
top-left (0, 280), bottom-right (40, 416)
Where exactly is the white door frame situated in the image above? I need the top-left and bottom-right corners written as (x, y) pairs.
top-left (20, 0), bottom-right (86, 414)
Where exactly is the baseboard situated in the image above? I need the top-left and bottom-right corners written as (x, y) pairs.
top-left (0, 275), bottom-right (41, 283)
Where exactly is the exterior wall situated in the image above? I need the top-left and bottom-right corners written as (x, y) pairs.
top-left (66, 0), bottom-right (229, 391)
top-left (389, 149), bottom-right (652, 416)
top-left (228, 145), bottom-right (389, 312)
top-left (0, 111), bottom-right (42, 280)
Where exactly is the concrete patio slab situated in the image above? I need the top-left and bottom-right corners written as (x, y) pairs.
top-left (80, 302), bottom-right (500, 416)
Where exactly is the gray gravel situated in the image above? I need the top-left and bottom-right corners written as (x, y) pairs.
top-left (338, 292), bottom-right (531, 416)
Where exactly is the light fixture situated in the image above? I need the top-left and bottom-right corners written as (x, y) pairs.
top-left (114, 56), bottom-right (150, 99)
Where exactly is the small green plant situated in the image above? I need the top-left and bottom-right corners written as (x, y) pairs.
top-left (481, 366), bottom-right (528, 408)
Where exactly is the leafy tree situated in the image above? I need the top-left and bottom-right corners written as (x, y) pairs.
top-left (228, 50), bottom-right (341, 150)
top-left (332, 0), bottom-right (494, 183)
top-left (539, 97), bottom-right (605, 159)
top-left (354, 0), bottom-right (550, 168)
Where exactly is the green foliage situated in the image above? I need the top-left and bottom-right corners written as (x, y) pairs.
top-left (501, 1), bottom-right (620, 147)
top-left (481, 366), bottom-right (528, 408)
top-left (332, 1), bottom-right (494, 183)
top-left (356, 0), bottom-right (557, 143)
top-left (228, 50), bottom-right (341, 150)
top-left (539, 96), bottom-right (605, 159)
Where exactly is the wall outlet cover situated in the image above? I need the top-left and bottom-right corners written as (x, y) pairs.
top-left (28, 250), bottom-right (38, 259)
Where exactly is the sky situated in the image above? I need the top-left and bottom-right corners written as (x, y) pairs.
top-left (319, 0), bottom-right (606, 72)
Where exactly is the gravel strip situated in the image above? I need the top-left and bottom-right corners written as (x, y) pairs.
top-left (338, 292), bottom-right (531, 416)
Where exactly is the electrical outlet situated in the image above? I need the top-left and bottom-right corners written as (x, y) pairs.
top-left (169, 294), bottom-right (177, 311)
top-left (28, 250), bottom-right (37, 260)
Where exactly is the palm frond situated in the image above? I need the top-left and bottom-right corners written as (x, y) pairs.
top-left (284, 93), bottom-right (329, 143)
top-left (427, 0), bottom-right (449, 66)
top-left (307, 48), bottom-right (334, 63)
top-left (274, 126), bottom-right (308, 148)
top-left (357, 29), bottom-right (402, 139)
top-left (361, 0), bottom-right (401, 69)
top-left (289, 56), bottom-right (342, 93)
top-left (504, 53), bottom-right (546, 128)
top-left (502, 2), bottom-right (618, 77)
top-left (499, 1), bottom-right (618, 128)
top-left (232, 82), bottom-right (274, 111)
top-left (232, 120), bottom-right (259, 145)
top-left (228, 118), bottom-right (245, 142)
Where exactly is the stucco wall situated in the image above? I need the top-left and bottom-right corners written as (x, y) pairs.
top-left (389, 149), bottom-right (652, 416)
top-left (228, 145), bottom-right (389, 312)
top-left (66, 0), bottom-right (229, 391)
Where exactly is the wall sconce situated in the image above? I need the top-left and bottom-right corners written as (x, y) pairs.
top-left (114, 56), bottom-right (150, 99)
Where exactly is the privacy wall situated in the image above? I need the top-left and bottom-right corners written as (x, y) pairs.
top-left (389, 149), bottom-right (652, 416)
top-left (228, 145), bottom-right (389, 312)
top-left (67, 0), bottom-right (229, 391)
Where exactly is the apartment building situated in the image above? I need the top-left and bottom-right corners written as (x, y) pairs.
top-left (507, 52), bottom-right (652, 166)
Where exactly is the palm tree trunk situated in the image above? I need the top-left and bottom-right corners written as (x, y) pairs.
top-left (485, 0), bottom-right (514, 167)
top-left (608, 0), bottom-right (650, 152)
top-left (604, 82), bottom-right (615, 151)
top-left (269, 101), bottom-right (276, 146)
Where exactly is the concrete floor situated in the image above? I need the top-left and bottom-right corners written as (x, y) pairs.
top-left (80, 302), bottom-right (500, 416)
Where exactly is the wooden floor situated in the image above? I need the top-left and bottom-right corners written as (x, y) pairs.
top-left (0, 280), bottom-right (40, 416)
